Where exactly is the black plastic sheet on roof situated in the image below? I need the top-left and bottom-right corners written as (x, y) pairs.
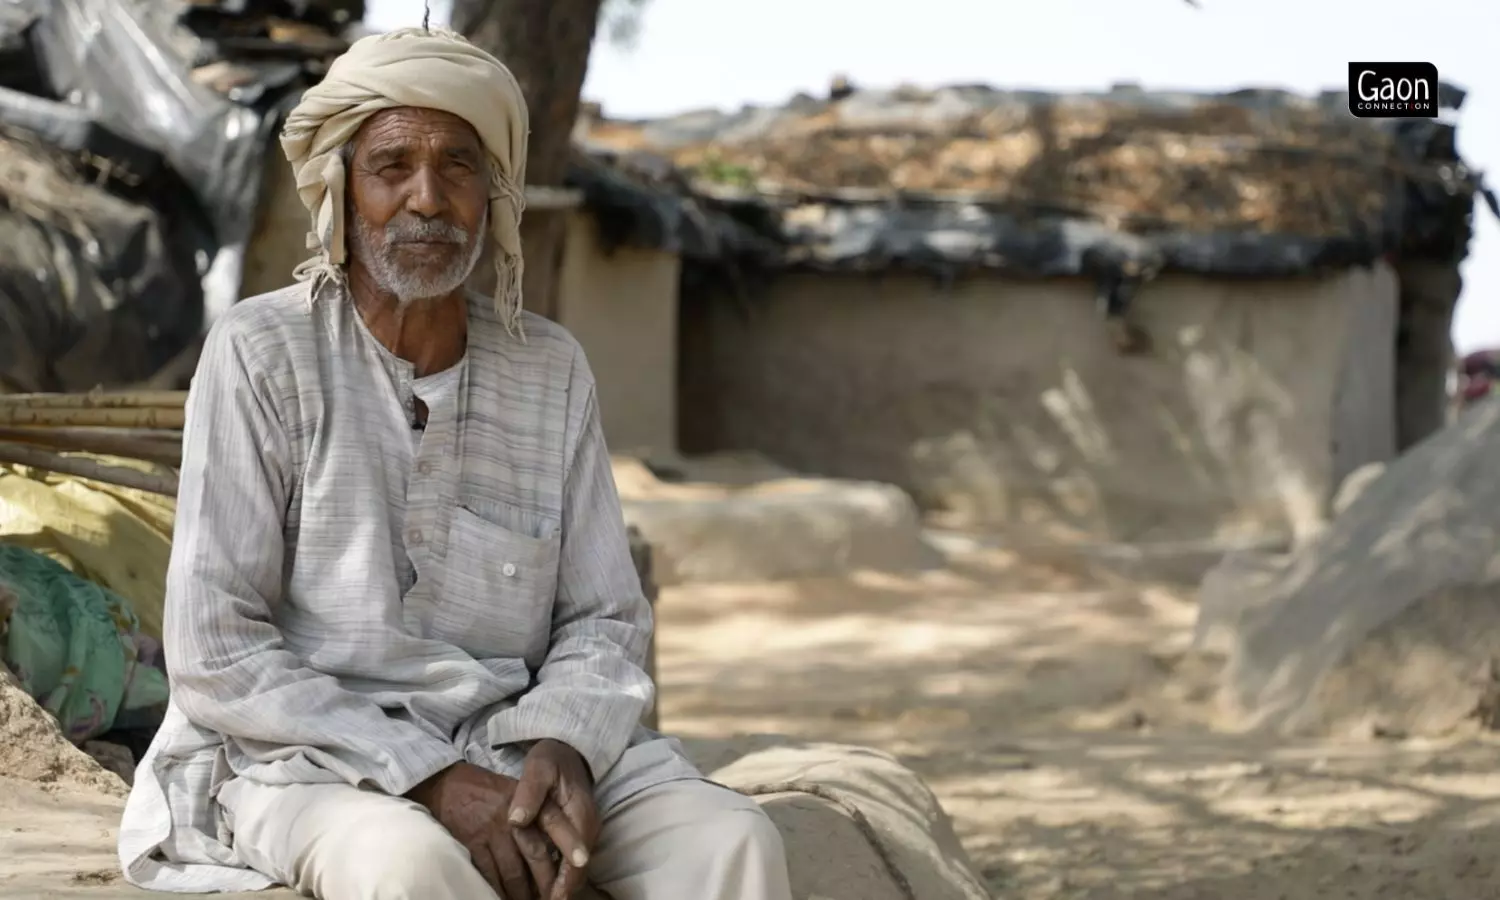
top-left (764, 200), bottom-right (1388, 278)
top-left (188, 0), bottom-right (365, 29)
top-left (566, 152), bottom-right (782, 265)
top-left (566, 145), bottom-right (1418, 283)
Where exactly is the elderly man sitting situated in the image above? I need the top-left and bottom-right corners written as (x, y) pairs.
top-left (117, 27), bottom-right (792, 900)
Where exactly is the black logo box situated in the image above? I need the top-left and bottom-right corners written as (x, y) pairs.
top-left (1348, 62), bottom-right (1439, 118)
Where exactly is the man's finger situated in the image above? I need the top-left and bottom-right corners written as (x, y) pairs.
top-left (509, 757), bottom-right (558, 827)
top-left (556, 779), bottom-right (601, 849)
top-left (538, 802), bottom-right (590, 868)
top-left (489, 831), bottom-right (536, 900)
top-left (513, 825), bottom-right (558, 898)
top-left (466, 838), bottom-right (504, 894)
top-left (552, 860), bottom-right (590, 900)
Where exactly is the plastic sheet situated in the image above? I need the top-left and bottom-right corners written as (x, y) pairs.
top-left (0, 84), bottom-right (163, 181)
top-left (30, 0), bottom-right (269, 260)
top-left (568, 151), bottom-right (782, 264)
top-left (0, 0), bottom-right (328, 372)
top-left (0, 459), bottom-right (176, 642)
top-left (0, 135), bottom-right (204, 393)
top-left (0, 0), bottom-right (47, 97)
top-left (756, 199), bottom-right (1382, 278)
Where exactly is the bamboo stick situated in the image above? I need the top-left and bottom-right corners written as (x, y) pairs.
top-left (0, 427), bottom-right (182, 466)
top-left (0, 427), bottom-right (184, 441)
top-left (0, 442), bottom-right (178, 497)
top-left (0, 391), bottom-right (187, 409)
top-left (0, 406), bottom-right (186, 429)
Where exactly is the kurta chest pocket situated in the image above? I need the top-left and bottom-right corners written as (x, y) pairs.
top-left (434, 501), bottom-right (562, 661)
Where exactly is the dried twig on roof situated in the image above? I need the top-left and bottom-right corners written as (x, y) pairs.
top-left (585, 98), bottom-right (1415, 236)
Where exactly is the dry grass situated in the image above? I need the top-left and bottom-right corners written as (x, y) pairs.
top-left (586, 98), bottom-right (1401, 235)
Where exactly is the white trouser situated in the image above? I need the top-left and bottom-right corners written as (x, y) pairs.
top-left (217, 776), bottom-right (793, 900)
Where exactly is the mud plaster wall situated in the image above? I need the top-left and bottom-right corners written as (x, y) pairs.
top-left (1331, 265), bottom-right (1400, 489)
top-left (241, 148), bottom-right (308, 301)
top-left (554, 213), bottom-right (680, 456)
top-left (679, 264), bottom-right (1399, 544)
top-left (1393, 259), bottom-right (1462, 452)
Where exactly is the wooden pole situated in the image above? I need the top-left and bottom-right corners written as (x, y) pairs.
top-left (0, 427), bottom-right (182, 467)
top-left (0, 391), bottom-right (187, 409)
top-left (0, 406), bottom-right (186, 429)
top-left (0, 442), bottom-right (178, 496)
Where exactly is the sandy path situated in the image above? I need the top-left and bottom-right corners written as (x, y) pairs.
top-left (653, 542), bottom-right (1500, 899)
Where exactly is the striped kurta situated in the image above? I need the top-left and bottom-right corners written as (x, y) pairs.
top-left (117, 283), bottom-right (701, 893)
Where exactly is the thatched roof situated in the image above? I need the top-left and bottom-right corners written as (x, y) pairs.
top-left (576, 83), bottom-right (1487, 278)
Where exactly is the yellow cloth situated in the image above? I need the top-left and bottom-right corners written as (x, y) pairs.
top-left (0, 462), bottom-right (175, 640)
top-left (280, 27), bottom-right (531, 335)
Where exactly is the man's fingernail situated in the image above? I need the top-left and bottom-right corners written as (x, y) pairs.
top-left (571, 849), bottom-right (589, 867)
top-left (509, 808), bottom-right (527, 824)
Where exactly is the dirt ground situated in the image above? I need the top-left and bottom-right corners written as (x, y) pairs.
top-left (652, 535), bottom-right (1500, 899)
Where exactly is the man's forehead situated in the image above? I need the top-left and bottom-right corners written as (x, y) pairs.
top-left (354, 107), bottom-right (483, 155)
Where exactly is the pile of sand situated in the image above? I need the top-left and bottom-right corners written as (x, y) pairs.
top-left (1197, 401), bottom-right (1500, 737)
top-left (0, 665), bottom-right (125, 797)
top-left (613, 453), bottom-right (935, 585)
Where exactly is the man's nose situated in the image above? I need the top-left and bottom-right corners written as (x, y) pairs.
top-left (403, 166), bottom-right (447, 219)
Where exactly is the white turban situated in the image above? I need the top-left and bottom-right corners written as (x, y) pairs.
top-left (280, 27), bottom-right (530, 335)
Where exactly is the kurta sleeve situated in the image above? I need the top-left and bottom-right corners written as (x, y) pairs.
top-left (480, 357), bottom-right (654, 780)
top-left (164, 316), bottom-right (461, 796)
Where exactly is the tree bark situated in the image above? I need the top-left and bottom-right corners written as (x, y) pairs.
top-left (451, 0), bottom-right (604, 321)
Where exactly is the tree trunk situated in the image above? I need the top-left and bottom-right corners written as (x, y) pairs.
top-left (451, 0), bottom-right (604, 322)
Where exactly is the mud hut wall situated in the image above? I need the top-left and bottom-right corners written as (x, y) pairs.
top-left (1330, 263), bottom-right (1401, 489)
top-left (241, 147), bottom-right (308, 301)
top-left (678, 264), bottom-right (1399, 543)
top-left (555, 211), bottom-right (681, 457)
top-left (1393, 259), bottom-right (1462, 451)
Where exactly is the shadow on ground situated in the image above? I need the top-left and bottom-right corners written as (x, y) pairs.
top-left (653, 544), bottom-right (1500, 899)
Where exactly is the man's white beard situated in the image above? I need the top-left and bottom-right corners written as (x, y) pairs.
top-left (349, 210), bottom-right (487, 307)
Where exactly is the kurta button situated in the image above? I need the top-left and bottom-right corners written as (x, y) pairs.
top-left (502, 562), bottom-right (517, 577)
top-left (416, 461), bottom-right (432, 475)
top-left (408, 529), bottom-right (423, 545)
